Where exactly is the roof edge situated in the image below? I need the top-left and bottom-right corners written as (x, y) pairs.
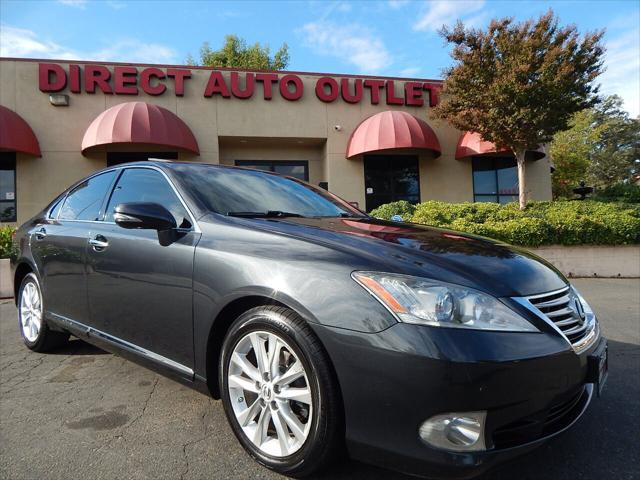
top-left (0, 56), bottom-right (444, 84)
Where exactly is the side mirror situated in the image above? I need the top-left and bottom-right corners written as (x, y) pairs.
top-left (114, 202), bottom-right (176, 231)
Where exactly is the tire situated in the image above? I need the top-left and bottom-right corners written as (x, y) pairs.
top-left (18, 272), bottom-right (69, 352)
top-left (219, 306), bottom-right (342, 478)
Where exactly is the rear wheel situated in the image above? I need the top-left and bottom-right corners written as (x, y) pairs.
top-left (220, 306), bottom-right (342, 477)
top-left (18, 273), bottom-right (69, 352)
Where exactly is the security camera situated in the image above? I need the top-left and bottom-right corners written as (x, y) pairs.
top-left (334, 125), bottom-right (342, 131)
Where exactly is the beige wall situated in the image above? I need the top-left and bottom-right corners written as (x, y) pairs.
top-left (1, 59), bottom-right (553, 224)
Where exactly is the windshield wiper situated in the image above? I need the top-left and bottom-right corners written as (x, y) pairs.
top-left (226, 210), bottom-right (305, 218)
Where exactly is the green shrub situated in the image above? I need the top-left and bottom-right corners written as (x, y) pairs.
top-left (394, 200), bottom-right (640, 247)
top-left (0, 226), bottom-right (16, 259)
top-left (370, 200), bottom-right (416, 221)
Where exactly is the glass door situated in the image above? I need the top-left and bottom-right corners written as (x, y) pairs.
top-left (363, 155), bottom-right (420, 212)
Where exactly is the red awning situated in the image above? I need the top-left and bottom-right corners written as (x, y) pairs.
top-left (0, 105), bottom-right (41, 157)
top-left (455, 131), bottom-right (545, 160)
top-left (346, 111), bottom-right (441, 159)
top-left (82, 101), bottom-right (199, 155)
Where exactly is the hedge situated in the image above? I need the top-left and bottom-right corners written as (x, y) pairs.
top-left (370, 200), bottom-right (640, 247)
top-left (0, 226), bottom-right (15, 259)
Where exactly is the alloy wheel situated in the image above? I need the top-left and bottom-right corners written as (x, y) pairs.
top-left (20, 281), bottom-right (42, 343)
top-left (227, 330), bottom-right (313, 457)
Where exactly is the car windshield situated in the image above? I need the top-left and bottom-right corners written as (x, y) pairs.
top-left (170, 164), bottom-right (366, 218)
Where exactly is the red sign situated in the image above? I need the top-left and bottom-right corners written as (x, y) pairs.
top-left (39, 63), bottom-right (440, 107)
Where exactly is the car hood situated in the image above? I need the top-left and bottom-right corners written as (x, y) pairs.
top-left (222, 215), bottom-right (567, 298)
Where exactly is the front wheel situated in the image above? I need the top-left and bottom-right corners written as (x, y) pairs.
top-left (220, 306), bottom-right (342, 477)
top-left (18, 272), bottom-right (69, 352)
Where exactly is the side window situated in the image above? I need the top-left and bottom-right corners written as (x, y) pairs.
top-left (48, 197), bottom-right (64, 219)
top-left (59, 171), bottom-right (116, 221)
top-left (105, 169), bottom-right (191, 227)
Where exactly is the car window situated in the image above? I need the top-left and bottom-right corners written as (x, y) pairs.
top-left (105, 168), bottom-right (191, 227)
top-left (171, 164), bottom-right (365, 218)
top-left (48, 197), bottom-right (64, 219)
top-left (58, 171), bottom-right (116, 221)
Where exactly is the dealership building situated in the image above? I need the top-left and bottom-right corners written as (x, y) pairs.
top-left (0, 58), bottom-right (553, 225)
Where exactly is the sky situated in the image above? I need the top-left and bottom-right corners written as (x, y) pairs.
top-left (1, 0), bottom-right (638, 116)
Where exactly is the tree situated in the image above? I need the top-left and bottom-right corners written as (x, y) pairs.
top-left (587, 96), bottom-right (640, 189)
top-left (432, 10), bottom-right (604, 209)
top-left (548, 109), bottom-right (601, 198)
top-left (550, 96), bottom-right (640, 197)
top-left (189, 35), bottom-right (289, 70)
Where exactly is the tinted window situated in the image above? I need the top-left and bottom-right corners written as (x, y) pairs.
top-left (473, 157), bottom-right (518, 204)
top-left (235, 161), bottom-right (309, 181)
top-left (0, 153), bottom-right (16, 222)
top-left (105, 168), bottom-right (190, 227)
top-left (171, 164), bottom-right (363, 218)
top-left (48, 197), bottom-right (64, 219)
top-left (364, 155), bottom-right (420, 212)
top-left (59, 171), bottom-right (116, 221)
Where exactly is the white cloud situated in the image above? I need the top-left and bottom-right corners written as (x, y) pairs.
top-left (599, 28), bottom-right (640, 118)
top-left (91, 40), bottom-right (178, 64)
top-left (399, 66), bottom-right (421, 77)
top-left (413, 0), bottom-right (486, 32)
top-left (388, 0), bottom-right (409, 8)
top-left (0, 25), bottom-right (79, 58)
top-left (0, 24), bottom-right (178, 64)
top-left (57, 0), bottom-right (87, 8)
top-left (300, 21), bottom-right (392, 73)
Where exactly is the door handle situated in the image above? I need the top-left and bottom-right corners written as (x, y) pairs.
top-left (89, 235), bottom-right (109, 251)
top-left (35, 227), bottom-right (47, 240)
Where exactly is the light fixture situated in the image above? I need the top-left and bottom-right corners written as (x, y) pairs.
top-left (419, 411), bottom-right (487, 452)
top-left (49, 94), bottom-right (69, 106)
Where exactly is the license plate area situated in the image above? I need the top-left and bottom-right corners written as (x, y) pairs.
top-left (587, 340), bottom-right (608, 397)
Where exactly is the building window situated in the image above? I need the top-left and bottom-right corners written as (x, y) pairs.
top-left (107, 152), bottom-right (178, 167)
top-left (235, 160), bottom-right (309, 181)
top-left (472, 157), bottom-right (519, 204)
top-left (364, 155), bottom-right (420, 212)
top-left (0, 152), bottom-right (17, 222)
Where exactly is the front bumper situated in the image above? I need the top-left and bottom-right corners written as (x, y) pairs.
top-left (311, 321), bottom-right (605, 479)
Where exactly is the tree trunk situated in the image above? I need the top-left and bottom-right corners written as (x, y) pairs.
top-left (516, 150), bottom-right (527, 210)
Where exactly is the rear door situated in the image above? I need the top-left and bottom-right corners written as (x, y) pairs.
top-left (86, 167), bottom-right (200, 376)
top-left (31, 170), bottom-right (117, 323)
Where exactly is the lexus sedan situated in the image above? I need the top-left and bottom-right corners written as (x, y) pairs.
top-left (12, 161), bottom-right (607, 479)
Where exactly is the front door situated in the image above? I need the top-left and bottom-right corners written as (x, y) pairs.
top-left (363, 155), bottom-right (420, 212)
top-left (86, 167), bottom-right (200, 376)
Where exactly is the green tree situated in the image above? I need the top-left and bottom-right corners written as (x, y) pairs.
top-left (587, 96), bottom-right (640, 189)
top-left (189, 35), bottom-right (289, 70)
top-left (550, 96), bottom-right (640, 197)
top-left (432, 10), bottom-right (604, 209)
top-left (549, 109), bottom-right (602, 198)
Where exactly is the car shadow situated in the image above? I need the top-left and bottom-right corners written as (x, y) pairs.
top-left (47, 338), bottom-right (109, 355)
top-left (309, 339), bottom-right (639, 480)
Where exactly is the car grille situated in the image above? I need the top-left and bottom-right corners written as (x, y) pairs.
top-left (525, 286), bottom-right (591, 346)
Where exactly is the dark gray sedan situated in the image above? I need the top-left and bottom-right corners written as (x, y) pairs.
top-left (12, 161), bottom-right (607, 478)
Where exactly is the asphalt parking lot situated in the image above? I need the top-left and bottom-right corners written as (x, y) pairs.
top-left (1, 278), bottom-right (639, 480)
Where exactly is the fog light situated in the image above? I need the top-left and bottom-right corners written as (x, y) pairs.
top-left (419, 411), bottom-right (487, 452)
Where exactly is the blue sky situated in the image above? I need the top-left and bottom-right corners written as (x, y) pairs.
top-left (1, 0), bottom-right (638, 116)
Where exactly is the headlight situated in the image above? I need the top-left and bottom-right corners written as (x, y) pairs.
top-left (353, 272), bottom-right (538, 332)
